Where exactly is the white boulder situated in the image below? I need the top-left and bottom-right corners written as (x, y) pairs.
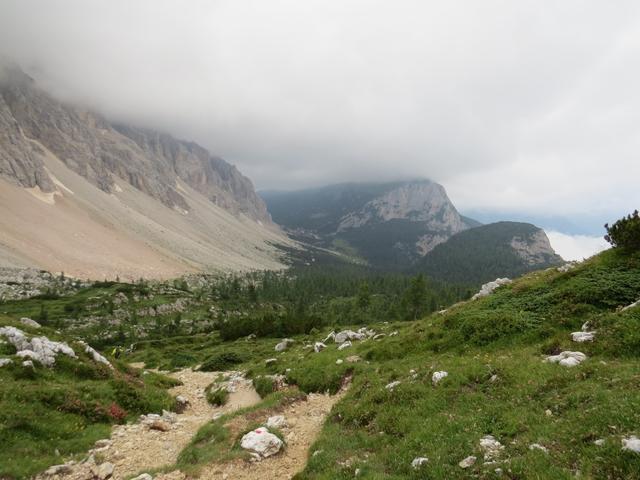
top-left (20, 317), bottom-right (41, 328)
top-left (621, 299), bottom-right (640, 312)
top-left (78, 341), bottom-right (113, 368)
top-left (0, 326), bottom-right (76, 367)
top-left (0, 358), bottom-right (12, 367)
top-left (571, 331), bottom-right (595, 343)
top-left (240, 427), bottom-right (283, 459)
top-left (458, 456), bottom-right (476, 468)
top-left (385, 380), bottom-right (401, 391)
top-left (337, 341), bottom-right (352, 351)
top-left (411, 457), bottom-right (428, 469)
top-left (472, 278), bottom-right (512, 300)
top-left (529, 443), bottom-right (548, 453)
top-left (265, 415), bottom-right (287, 429)
top-left (313, 342), bottom-right (326, 353)
top-left (545, 351), bottom-right (587, 367)
top-left (479, 435), bottom-right (504, 460)
top-left (432, 371), bottom-right (448, 385)
top-left (622, 435), bottom-right (640, 453)
top-left (275, 338), bottom-right (294, 352)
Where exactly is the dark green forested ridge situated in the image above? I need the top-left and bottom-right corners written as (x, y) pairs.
top-left (417, 221), bottom-right (563, 284)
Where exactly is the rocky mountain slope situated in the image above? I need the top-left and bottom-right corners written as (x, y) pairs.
top-left (261, 181), bottom-right (561, 279)
top-left (261, 180), bottom-right (479, 266)
top-left (0, 64), bottom-right (291, 278)
top-left (417, 222), bottom-right (563, 284)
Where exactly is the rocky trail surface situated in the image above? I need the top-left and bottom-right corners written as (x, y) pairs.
top-left (38, 368), bottom-right (261, 480)
top-left (39, 366), bottom-right (343, 480)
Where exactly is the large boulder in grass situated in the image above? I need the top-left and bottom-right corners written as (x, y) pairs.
top-left (240, 427), bottom-right (283, 459)
top-left (545, 351), bottom-right (587, 367)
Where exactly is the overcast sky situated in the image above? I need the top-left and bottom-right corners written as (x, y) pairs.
top-left (1, 1), bottom-right (639, 246)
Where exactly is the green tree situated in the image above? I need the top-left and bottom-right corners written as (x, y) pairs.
top-left (356, 282), bottom-right (371, 310)
top-left (404, 274), bottom-right (427, 320)
top-left (605, 210), bottom-right (640, 251)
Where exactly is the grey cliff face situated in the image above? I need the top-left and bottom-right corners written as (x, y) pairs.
top-left (0, 64), bottom-right (271, 224)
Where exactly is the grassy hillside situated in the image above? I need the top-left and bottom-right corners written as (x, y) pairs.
top-left (0, 317), bottom-right (179, 479)
top-left (417, 221), bottom-right (563, 285)
top-left (164, 247), bottom-right (640, 479)
top-left (2, 247), bottom-right (639, 479)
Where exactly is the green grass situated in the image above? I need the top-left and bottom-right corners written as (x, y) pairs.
top-left (0, 317), bottom-right (178, 479)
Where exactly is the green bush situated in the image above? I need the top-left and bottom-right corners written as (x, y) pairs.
top-left (605, 210), bottom-right (640, 251)
top-left (205, 384), bottom-right (229, 406)
top-left (252, 376), bottom-right (275, 398)
top-left (199, 352), bottom-right (244, 372)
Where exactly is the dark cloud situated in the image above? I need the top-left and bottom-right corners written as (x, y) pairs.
top-left (1, 0), bottom-right (639, 223)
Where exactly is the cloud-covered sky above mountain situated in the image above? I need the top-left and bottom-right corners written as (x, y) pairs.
top-left (1, 0), bottom-right (639, 237)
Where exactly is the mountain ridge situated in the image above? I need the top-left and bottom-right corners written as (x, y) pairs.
top-left (0, 64), bottom-right (291, 278)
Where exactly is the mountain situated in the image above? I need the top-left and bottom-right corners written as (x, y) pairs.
top-left (417, 221), bottom-right (563, 284)
top-left (261, 180), bottom-right (479, 267)
top-left (0, 64), bottom-right (291, 278)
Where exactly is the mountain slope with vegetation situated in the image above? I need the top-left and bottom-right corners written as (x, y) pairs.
top-left (261, 180), bottom-right (476, 267)
top-left (2, 234), bottom-right (639, 478)
top-left (417, 221), bottom-right (563, 285)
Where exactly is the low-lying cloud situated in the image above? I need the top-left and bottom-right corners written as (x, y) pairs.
top-left (1, 1), bottom-right (639, 229)
top-left (545, 230), bottom-right (610, 261)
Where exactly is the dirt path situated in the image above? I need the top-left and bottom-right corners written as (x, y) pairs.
top-left (195, 391), bottom-right (344, 480)
top-left (41, 368), bottom-right (261, 480)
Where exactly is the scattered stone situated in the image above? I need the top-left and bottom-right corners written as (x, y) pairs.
top-left (20, 317), bottom-right (41, 328)
top-left (44, 463), bottom-right (73, 476)
top-left (213, 412), bottom-right (223, 421)
top-left (389, 331), bottom-right (398, 336)
top-left (0, 358), bottom-right (12, 367)
top-left (0, 326), bottom-right (76, 367)
top-left (621, 299), bottom-right (640, 312)
top-left (529, 443), bottom-right (548, 453)
top-left (479, 435), bottom-right (505, 460)
top-left (346, 355), bottom-right (362, 363)
top-left (622, 435), bottom-right (640, 453)
top-left (275, 338), bottom-right (294, 352)
top-left (94, 439), bottom-right (112, 449)
top-left (571, 331), bottom-right (595, 343)
top-left (149, 419), bottom-right (171, 432)
top-left (240, 427), bottom-right (283, 459)
top-left (472, 278), bottom-right (512, 300)
top-left (336, 359), bottom-right (343, 365)
top-left (266, 415), bottom-right (287, 429)
top-left (495, 467), bottom-right (503, 476)
top-left (131, 474), bottom-right (153, 480)
top-left (175, 395), bottom-right (189, 413)
top-left (265, 358), bottom-right (277, 365)
top-left (490, 374), bottom-right (499, 383)
top-left (458, 456), bottom-right (476, 468)
top-left (312, 450), bottom-right (323, 457)
top-left (22, 360), bottom-right (34, 368)
top-left (594, 439), bottom-right (605, 446)
top-left (411, 457), bottom-right (429, 469)
top-left (557, 262), bottom-right (577, 273)
top-left (334, 330), bottom-right (368, 344)
top-left (323, 331), bottom-right (336, 343)
top-left (545, 351), bottom-right (587, 367)
top-left (373, 333), bottom-right (386, 340)
top-left (385, 381), bottom-right (401, 391)
top-left (545, 409), bottom-right (553, 417)
top-left (78, 341), bottom-right (113, 368)
top-left (314, 342), bottom-right (326, 353)
top-left (337, 341), bottom-right (352, 351)
top-left (432, 371), bottom-right (448, 385)
top-left (91, 462), bottom-right (114, 480)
